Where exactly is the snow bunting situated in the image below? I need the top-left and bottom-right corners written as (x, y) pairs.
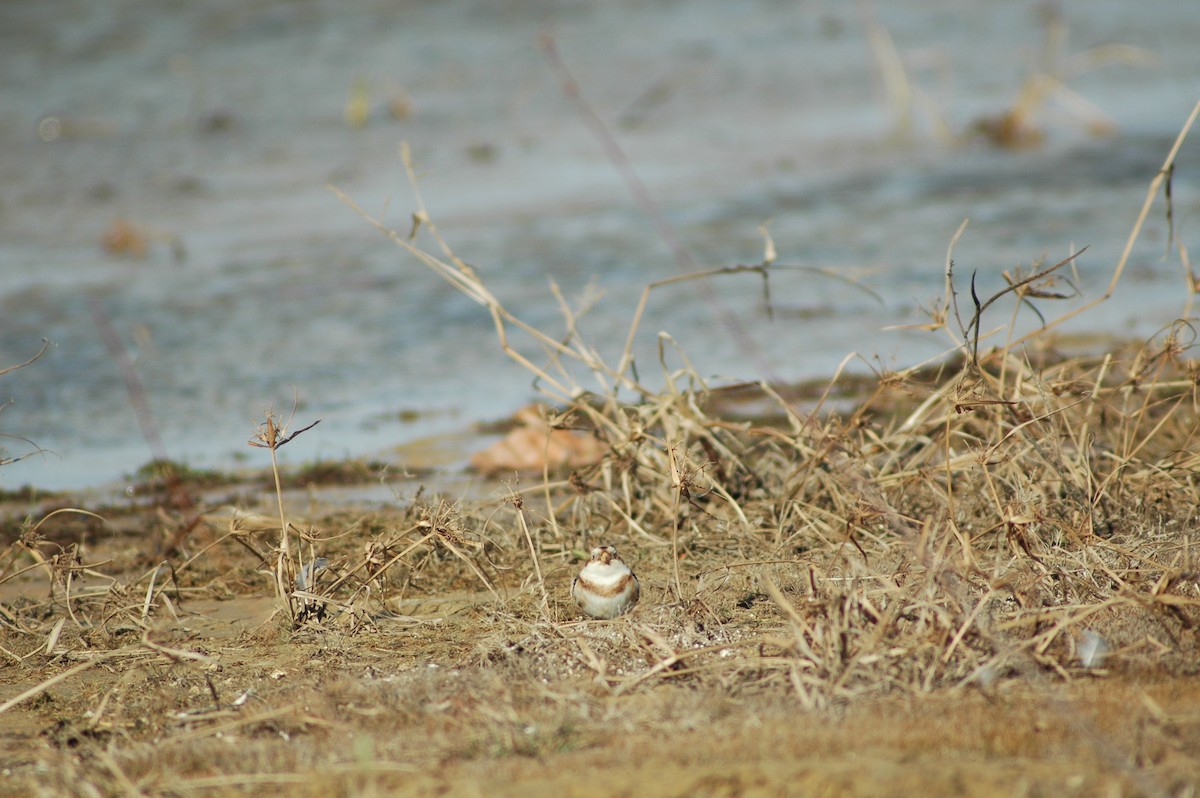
top-left (571, 545), bottom-right (640, 619)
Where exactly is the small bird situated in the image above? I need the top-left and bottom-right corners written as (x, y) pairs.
top-left (571, 545), bottom-right (640, 619)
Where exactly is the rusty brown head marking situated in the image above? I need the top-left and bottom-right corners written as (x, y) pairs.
top-left (591, 545), bottom-right (617, 565)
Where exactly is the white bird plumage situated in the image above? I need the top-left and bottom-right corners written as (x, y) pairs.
top-left (571, 545), bottom-right (640, 619)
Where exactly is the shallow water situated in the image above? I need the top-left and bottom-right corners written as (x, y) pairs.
top-left (1, 0), bottom-right (1198, 490)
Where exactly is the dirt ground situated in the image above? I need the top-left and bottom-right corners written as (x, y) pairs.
top-left (1, 473), bottom-right (1198, 798)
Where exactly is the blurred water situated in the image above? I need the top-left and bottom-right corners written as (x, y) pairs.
top-left (1, 0), bottom-right (1198, 490)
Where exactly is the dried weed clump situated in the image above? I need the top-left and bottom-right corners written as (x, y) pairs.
top-left (325, 113), bottom-right (1200, 708)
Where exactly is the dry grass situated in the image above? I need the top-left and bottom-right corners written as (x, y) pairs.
top-left (1, 101), bottom-right (1199, 797)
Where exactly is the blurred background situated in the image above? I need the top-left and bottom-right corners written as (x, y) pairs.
top-left (1, 0), bottom-right (1198, 491)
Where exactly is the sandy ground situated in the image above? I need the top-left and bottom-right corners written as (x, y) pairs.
top-left (0, 486), bottom-right (1197, 798)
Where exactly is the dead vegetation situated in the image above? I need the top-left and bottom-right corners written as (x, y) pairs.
top-left (1, 99), bottom-right (1199, 798)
